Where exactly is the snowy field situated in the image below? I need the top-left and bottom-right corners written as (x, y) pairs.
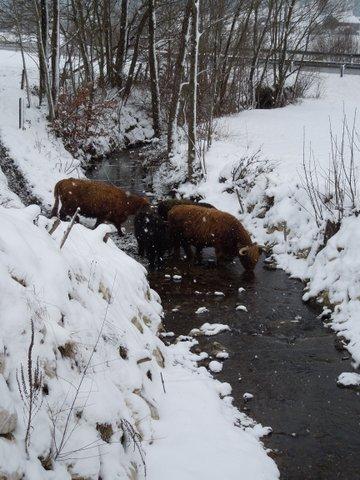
top-left (176, 72), bottom-right (360, 372)
top-left (0, 49), bottom-right (278, 480)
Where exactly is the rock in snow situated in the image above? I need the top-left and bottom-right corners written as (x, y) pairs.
top-left (236, 305), bottom-right (248, 312)
top-left (209, 361), bottom-right (223, 373)
top-left (195, 306), bottom-right (209, 314)
top-left (199, 323), bottom-right (230, 336)
top-left (337, 372), bottom-right (360, 387)
top-left (0, 376), bottom-right (17, 434)
top-left (243, 392), bottom-right (254, 401)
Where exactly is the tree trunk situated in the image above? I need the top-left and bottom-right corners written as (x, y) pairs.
top-left (148, 0), bottom-right (161, 137)
top-left (123, 8), bottom-right (149, 102)
top-left (115, 0), bottom-right (128, 87)
top-left (38, 0), bottom-right (48, 105)
top-left (33, 0), bottom-right (55, 120)
top-left (167, 0), bottom-right (192, 158)
top-left (71, 0), bottom-right (91, 83)
top-left (187, 0), bottom-right (200, 181)
top-left (51, 0), bottom-right (60, 113)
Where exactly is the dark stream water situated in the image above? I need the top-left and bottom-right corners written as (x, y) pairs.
top-left (88, 151), bottom-right (360, 480)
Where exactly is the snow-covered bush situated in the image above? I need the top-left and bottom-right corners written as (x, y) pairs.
top-left (300, 114), bottom-right (360, 246)
top-left (218, 150), bottom-right (274, 214)
top-left (53, 85), bottom-right (154, 161)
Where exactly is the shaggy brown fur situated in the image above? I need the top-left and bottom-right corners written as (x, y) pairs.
top-left (168, 205), bottom-right (261, 270)
top-left (157, 198), bottom-right (215, 220)
top-left (51, 178), bottom-right (149, 234)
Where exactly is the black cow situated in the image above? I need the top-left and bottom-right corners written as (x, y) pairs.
top-left (157, 198), bottom-right (215, 220)
top-left (134, 206), bottom-right (170, 270)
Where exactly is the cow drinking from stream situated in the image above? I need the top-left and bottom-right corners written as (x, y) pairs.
top-left (168, 205), bottom-right (262, 270)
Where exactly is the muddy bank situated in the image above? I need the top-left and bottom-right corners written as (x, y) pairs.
top-left (89, 150), bottom-right (360, 480)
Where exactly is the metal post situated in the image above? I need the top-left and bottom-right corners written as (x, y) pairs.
top-left (18, 98), bottom-right (22, 129)
top-left (340, 64), bottom-right (346, 77)
top-left (21, 69), bottom-right (25, 90)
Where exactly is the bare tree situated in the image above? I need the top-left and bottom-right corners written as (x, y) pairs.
top-left (50, 0), bottom-right (60, 111)
top-left (115, 0), bottom-right (129, 87)
top-left (167, 0), bottom-right (192, 158)
top-left (187, 0), bottom-right (200, 180)
top-left (148, 0), bottom-right (161, 137)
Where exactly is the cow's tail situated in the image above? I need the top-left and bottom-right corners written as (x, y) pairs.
top-left (50, 182), bottom-right (60, 217)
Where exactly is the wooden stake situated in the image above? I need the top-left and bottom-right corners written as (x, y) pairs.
top-left (60, 207), bottom-right (80, 249)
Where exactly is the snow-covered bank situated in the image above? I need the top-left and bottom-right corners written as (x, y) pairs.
top-left (0, 49), bottom-right (80, 206)
top-left (0, 206), bottom-right (278, 479)
top-left (147, 341), bottom-right (277, 480)
top-left (171, 73), bottom-right (360, 370)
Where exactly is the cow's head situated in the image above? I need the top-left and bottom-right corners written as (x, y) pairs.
top-left (238, 244), bottom-right (262, 271)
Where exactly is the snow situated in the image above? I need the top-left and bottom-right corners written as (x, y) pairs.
top-left (236, 305), bottom-right (248, 312)
top-left (214, 290), bottom-right (225, 296)
top-left (146, 341), bottom-right (278, 480)
top-left (199, 322), bottom-right (230, 336)
top-left (244, 393), bottom-right (254, 401)
top-left (0, 49), bottom-right (81, 206)
top-left (216, 351), bottom-right (230, 359)
top-left (209, 360), bottom-right (223, 373)
top-left (195, 306), bottom-right (209, 314)
top-left (0, 375), bottom-right (17, 434)
top-left (337, 372), bottom-right (360, 387)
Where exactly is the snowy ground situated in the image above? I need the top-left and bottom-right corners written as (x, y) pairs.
top-left (173, 72), bottom-right (360, 373)
top-left (0, 49), bottom-right (279, 479)
top-left (0, 49), bottom-right (80, 206)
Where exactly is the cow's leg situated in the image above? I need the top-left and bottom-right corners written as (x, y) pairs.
top-left (215, 247), bottom-right (226, 265)
top-left (138, 240), bottom-right (145, 257)
top-left (59, 206), bottom-right (68, 221)
top-left (182, 241), bottom-right (193, 261)
top-left (147, 250), bottom-right (156, 271)
top-left (172, 236), bottom-right (181, 260)
top-left (195, 246), bottom-right (203, 264)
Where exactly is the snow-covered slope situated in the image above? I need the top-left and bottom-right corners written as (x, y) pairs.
top-left (0, 205), bottom-right (164, 479)
top-left (0, 206), bottom-right (279, 479)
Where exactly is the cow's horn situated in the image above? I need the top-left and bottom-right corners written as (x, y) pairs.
top-left (239, 246), bottom-right (250, 256)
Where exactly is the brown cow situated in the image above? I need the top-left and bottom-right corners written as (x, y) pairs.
top-left (157, 198), bottom-right (215, 220)
top-left (168, 205), bottom-right (261, 270)
top-left (51, 178), bottom-right (149, 234)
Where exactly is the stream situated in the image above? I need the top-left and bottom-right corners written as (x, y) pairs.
top-left (87, 150), bottom-right (360, 480)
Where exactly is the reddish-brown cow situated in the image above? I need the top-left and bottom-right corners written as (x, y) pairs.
top-left (51, 178), bottom-right (149, 234)
top-left (168, 205), bottom-right (261, 270)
